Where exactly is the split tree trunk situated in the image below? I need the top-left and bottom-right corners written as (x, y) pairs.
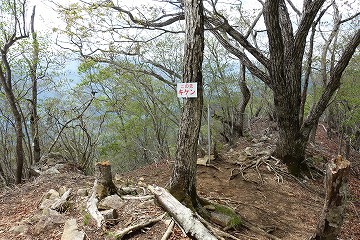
top-left (310, 155), bottom-right (350, 240)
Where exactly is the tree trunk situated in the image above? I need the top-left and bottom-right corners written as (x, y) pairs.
top-left (95, 161), bottom-right (117, 200)
top-left (237, 63), bottom-right (251, 137)
top-left (310, 155), bottom-right (350, 240)
top-left (169, 0), bottom-right (204, 210)
top-left (14, 116), bottom-right (25, 184)
top-left (270, 51), bottom-right (307, 176)
top-left (29, 7), bottom-right (41, 164)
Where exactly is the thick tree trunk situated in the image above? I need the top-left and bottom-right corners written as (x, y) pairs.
top-left (271, 64), bottom-right (307, 176)
top-left (169, 0), bottom-right (204, 210)
top-left (310, 155), bottom-right (350, 240)
top-left (95, 161), bottom-right (117, 200)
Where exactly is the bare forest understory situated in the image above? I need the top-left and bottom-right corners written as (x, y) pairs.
top-left (0, 119), bottom-right (359, 240)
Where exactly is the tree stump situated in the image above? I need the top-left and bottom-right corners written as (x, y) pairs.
top-left (95, 161), bottom-right (117, 200)
top-left (310, 155), bottom-right (350, 240)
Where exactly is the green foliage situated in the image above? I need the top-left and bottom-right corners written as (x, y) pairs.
top-left (83, 212), bottom-right (91, 225)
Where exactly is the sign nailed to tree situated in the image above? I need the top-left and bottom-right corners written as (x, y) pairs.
top-left (177, 83), bottom-right (197, 98)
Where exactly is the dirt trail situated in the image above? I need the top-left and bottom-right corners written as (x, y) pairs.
top-left (0, 121), bottom-right (359, 239)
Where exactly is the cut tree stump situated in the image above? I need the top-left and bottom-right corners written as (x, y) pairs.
top-left (95, 161), bottom-right (118, 200)
top-left (310, 155), bottom-right (350, 240)
top-left (148, 185), bottom-right (217, 240)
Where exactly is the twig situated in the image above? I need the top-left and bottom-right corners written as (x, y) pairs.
top-left (113, 213), bottom-right (166, 239)
top-left (121, 195), bottom-right (154, 201)
top-left (161, 219), bottom-right (174, 240)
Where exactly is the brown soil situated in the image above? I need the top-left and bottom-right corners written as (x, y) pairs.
top-left (0, 120), bottom-right (359, 240)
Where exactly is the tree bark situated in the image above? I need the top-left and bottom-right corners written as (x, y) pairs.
top-left (29, 6), bottom-right (41, 164)
top-left (95, 161), bottom-right (117, 200)
top-left (0, 2), bottom-right (36, 184)
top-left (310, 155), bottom-right (350, 240)
top-left (237, 63), bottom-right (251, 137)
top-left (169, 0), bottom-right (205, 210)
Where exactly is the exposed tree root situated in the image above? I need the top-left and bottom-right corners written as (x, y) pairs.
top-left (148, 185), bottom-right (283, 240)
top-left (148, 185), bottom-right (217, 239)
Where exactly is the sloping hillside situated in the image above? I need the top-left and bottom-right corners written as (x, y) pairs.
top-left (0, 120), bottom-right (359, 240)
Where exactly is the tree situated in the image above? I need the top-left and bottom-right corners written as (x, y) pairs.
top-left (28, 6), bottom-right (41, 164)
top-left (0, 0), bottom-right (35, 183)
top-left (54, 0), bottom-right (359, 178)
top-left (168, 0), bottom-right (205, 210)
top-left (206, 0), bottom-right (360, 175)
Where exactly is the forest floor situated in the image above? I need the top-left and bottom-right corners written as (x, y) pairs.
top-left (0, 119), bottom-right (359, 240)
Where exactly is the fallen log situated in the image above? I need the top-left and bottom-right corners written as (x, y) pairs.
top-left (310, 155), bottom-right (350, 240)
top-left (148, 185), bottom-right (217, 240)
top-left (87, 180), bottom-right (104, 228)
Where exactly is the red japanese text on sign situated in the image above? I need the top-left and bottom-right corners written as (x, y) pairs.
top-left (177, 83), bottom-right (198, 98)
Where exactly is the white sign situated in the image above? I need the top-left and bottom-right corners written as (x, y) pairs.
top-left (177, 82), bottom-right (197, 98)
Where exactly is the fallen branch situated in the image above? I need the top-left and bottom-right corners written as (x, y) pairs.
top-left (161, 219), bottom-right (174, 240)
top-left (121, 195), bottom-right (153, 201)
top-left (51, 188), bottom-right (72, 212)
top-left (148, 185), bottom-right (217, 240)
top-left (113, 212), bottom-right (166, 239)
top-left (87, 180), bottom-right (104, 228)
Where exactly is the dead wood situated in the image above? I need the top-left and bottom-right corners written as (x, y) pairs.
top-left (112, 212), bottom-right (166, 239)
top-left (148, 185), bottom-right (217, 240)
top-left (51, 188), bottom-right (72, 212)
top-left (87, 180), bottom-right (104, 228)
top-left (161, 219), bottom-right (174, 240)
top-left (310, 155), bottom-right (350, 240)
top-left (121, 195), bottom-right (153, 201)
top-left (95, 161), bottom-right (117, 200)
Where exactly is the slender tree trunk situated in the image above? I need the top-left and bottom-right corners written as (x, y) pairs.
top-left (30, 8), bottom-right (41, 164)
top-left (169, 0), bottom-right (204, 210)
top-left (14, 112), bottom-right (25, 184)
top-left (0, 68), bottom-right (26, 184)
top-left (237, 63), bottom-right (251, 136)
